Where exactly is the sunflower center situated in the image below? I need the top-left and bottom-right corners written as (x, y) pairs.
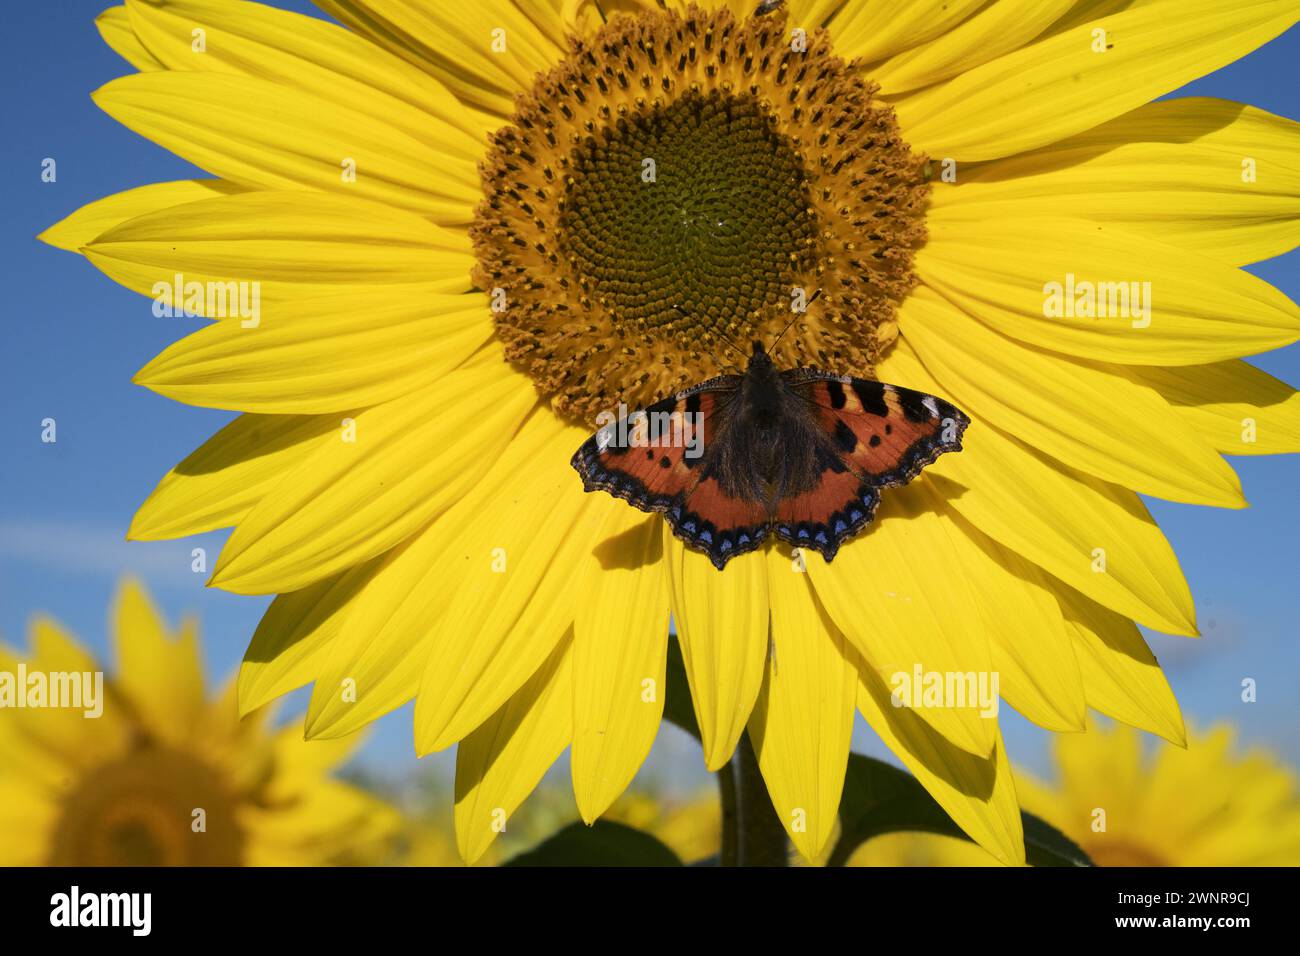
top-left (48, 746), bottom-right (244, 866)
top-left (472, 3), bottom-right (929, 421)
top-left (559, 88), bottom-right (817, 339)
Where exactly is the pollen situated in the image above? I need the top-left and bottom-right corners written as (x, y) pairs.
top-left (471, 3), bottom-right (929, 422)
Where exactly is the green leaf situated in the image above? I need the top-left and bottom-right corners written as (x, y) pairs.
top-left (504, 820), bottom-right (684, 867)
top-left (828, 753), bottom-right (1092, 868)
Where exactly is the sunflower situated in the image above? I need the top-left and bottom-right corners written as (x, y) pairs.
top-left (847, 721), bottom-right (1300, 866)
top-left (41, 0), bottom-right (1300, 865)
top-left (383, 785), bottom-right (722, 865)
top-left (0, 578), bottom-right (396, 866)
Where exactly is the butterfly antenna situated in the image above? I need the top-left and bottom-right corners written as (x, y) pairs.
top-left (768, 290), bottom-right (821, 353)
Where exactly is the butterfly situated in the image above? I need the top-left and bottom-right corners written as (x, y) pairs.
top-left (571, 340), bottom-right (970, 569)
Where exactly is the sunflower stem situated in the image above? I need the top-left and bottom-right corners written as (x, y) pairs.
top-left (717, 732), bottom-right (788, 866)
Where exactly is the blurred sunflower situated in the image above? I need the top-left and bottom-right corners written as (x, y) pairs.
top-left (606, 788), bottom-right (721, 863)
top-left (848, 721), bottom-right (1300, 866)
top-left (383, 785), bottom-right (721, 865)
top-left (846, 831), bottom-right (995, 867)
top-left (41, 0), bottom-right (1300, 864)
top-left (0, 579), bottom-right (396, 866)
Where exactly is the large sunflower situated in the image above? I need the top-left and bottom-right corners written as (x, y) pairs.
top-left (42, 0), bottom-right (1300, 864)
top-left (0, 578), bottom-right (396, 866)
top-left (848, 721), bottom-right (1300, 866)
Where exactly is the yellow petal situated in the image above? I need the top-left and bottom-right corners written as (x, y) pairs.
top-left (211, 363), bottom-right (536, 594)
top-left (301, 537), bottom-right (429, 739)
top-left (96, 4), bottom-right (163, 71)
top-left (129, 412), bottom-right (342, 540)
top-left (872, 0), bottom-right (1077, 94)
top-left (316, 0), bottom-right (567, 116)
top-left (1122, 360), bottom-right (1300, 457)
top-left (123, 0), bottom-right (491, 143)
top-left (199, 673), bottom-right (274, 769)
top-left (748, 545), bottom-right (857, 861)
top-left (413, 434), bottom-right (597, 754)
top-left (829, 0), bottom-right (987, 64)
top-left (27, 617), bottom-right (96, 676)
top-left (857, 665), bottom-right (1025, 866)
top-left (39, 179), bottom-right (245, 253)
top-left (571, 509), bottom-right (671, 823)
top-left (0, 779), bottom-right (58, 865)
top-left (881, 339), bottom-right (1198, 636)
top-left (807, 486), bottom-right (997, 758)
top-left (902, 286), bottom-right (1245, 507)
top-left (31, 618), bottom-right (131, 735)
top-left (92, 70), bottom-right (479, 223)
top-left (3, 620), bottom-right (130, 769)
top-left (1055, 720), bottom-right (1148, 820)
top-left (1057, 586), bottom-right (1187, 745)
top-left (111, 578), bottom-right (205, 746)
top-left (83, 191), bottom-right (474, 307)
top-left (302, 412), bottom-right (573, 740)
top-left (918, 217), bottom-right (1300, 365)
top-left (1041, 1), bottom-right (1163, 37)
top-left (455, 636), bottom-right (573, 865)
top-left (929, 100), bottom-right (1300, 267)
top-left (664, 532), bottom-right (770, 771)
top-left (237, 560), bottom-right (382, 715)
top-left (937, 510), bottom-right (1088, 733)
top-left (1067, 96), bottom-right (1300, 173)
top-left (134, 289), bottom-right (494, 414)
top-left (0, 666), bottom-right (78, 792)
top-left (787, 0), bottom-right (849, 29)
top-left (267, 722), bottom-right (368, 793)
top-left (895, 0), bottom-right (1299, 161)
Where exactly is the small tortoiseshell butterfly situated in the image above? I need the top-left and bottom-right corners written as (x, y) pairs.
top-left (571, 341), bottom-right (970, 569)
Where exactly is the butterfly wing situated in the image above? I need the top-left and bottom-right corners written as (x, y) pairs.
top-left (572, 379), bottom-right (772, 568)
top-left (772, 370), bottom-right (969, 560)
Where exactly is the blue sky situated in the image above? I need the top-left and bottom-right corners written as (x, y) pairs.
top-left (2, 1), bottom-right (1298, 791)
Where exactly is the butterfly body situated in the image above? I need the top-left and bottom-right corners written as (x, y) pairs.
top-left (572, 342), bottom-right (969, 569)
top-left (697, 348), bottom-right (832, 509)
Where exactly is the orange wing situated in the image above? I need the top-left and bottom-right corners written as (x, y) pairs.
top-left (772, 372), bottom-right (969, 560)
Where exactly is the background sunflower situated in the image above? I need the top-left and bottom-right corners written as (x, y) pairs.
top-left (0, 578), bottom-right (397, 866)
top-left (848, 721), bottom-right (1300, 866)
